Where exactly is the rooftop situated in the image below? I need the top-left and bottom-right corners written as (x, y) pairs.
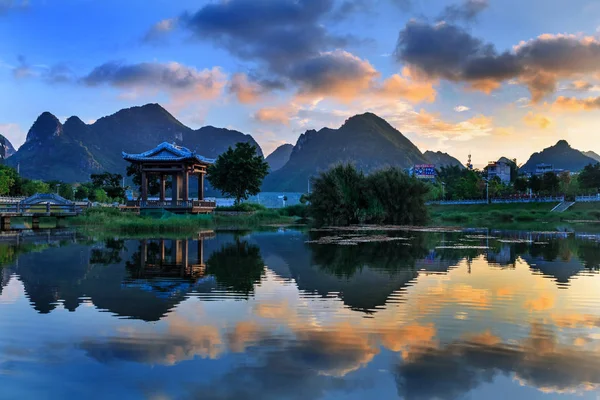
top-left (122, 142), bottom-right (215, 164)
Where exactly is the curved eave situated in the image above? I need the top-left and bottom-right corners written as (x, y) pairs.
top-left (122, 153), bottom-right (215, 165)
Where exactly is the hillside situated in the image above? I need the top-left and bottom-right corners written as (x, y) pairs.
top-left (0, 134), bottom-right (15, 160)
top-left (520, 140), bottom-right (597, 173)
top-left (265, 144), bottom-right (294, 172)
top-left (583, 151), bottom-right (600, 163)
top-left (424, 150), bottom-right (464, 169)
top-left (262, 113), bottom-right (429, 192)
top-left (7, 104), bottom-right (263, 182)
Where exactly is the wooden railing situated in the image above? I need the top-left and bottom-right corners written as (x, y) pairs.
top-left (0, 203), bottom-right (84, 214)
top-left (133, 200), bottom-right (217, 208)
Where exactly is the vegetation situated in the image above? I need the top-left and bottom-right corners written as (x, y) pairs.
top-left (309, 164), bottom-right (429, 226)
top-left (207, 142), bottom-right (269, 205)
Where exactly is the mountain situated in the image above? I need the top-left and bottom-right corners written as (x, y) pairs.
top-left (7, 104), bottom-right (263, 182)
top-left (262, 113), bottom-right (429, 192)
top-left (0, 134), bottom-right (15, 160)
top-left (520, 140), bottom-right (597, 173)
top-left (265, 144), bottom-right (293, 172)
top-left (424, 150), bottom-right (464, 169)
top-left (583, 151), bottom-right (600, 163)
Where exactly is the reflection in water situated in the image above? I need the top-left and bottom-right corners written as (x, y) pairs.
top-left (0, 229), bottom-right (600, 399)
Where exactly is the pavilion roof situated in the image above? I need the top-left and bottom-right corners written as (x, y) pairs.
top-left (122, 142), bottom-right (215, 164)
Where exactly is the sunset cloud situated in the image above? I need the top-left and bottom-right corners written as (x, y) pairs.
top-left (376, 73), bottom-right (437, 103)
top-left (523, 111), bottom-right (553, 129)
top-left (143, 18), bottom-right (178, 43)
top-left (254, 107), bottom-right (291, 125)
top-left (550, 95), bottom-right (600, 112)
top-left (396, 21), bottom-right (600, 101)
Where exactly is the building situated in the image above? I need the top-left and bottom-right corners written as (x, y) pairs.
top-left (411, 164), bottom-right (436, 179)
top-left (487, 157), bottom-right (513, 184)
top-left (122, 142), bottom-right (217, 214)
top-left (536, 163), bottom-right (554, 175)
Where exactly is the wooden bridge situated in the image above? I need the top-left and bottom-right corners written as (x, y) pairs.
top-left (0, 193), bottom-right (86, 230)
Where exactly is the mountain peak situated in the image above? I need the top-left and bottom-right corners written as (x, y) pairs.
top-left (342, 112), bottom-right (387, 127)
top-left (555, 139), bottom-right (571, 148)
top-left (26, 112), bottom-right (63, 143)
top-left (0, 134), bottom-right (16, 159)
top-left (521, 140), bottom-right (596, 172)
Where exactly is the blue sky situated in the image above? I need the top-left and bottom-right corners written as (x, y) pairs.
top-left (2, 0), bottom-right (600, 165)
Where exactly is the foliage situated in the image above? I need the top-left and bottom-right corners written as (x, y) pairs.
top-left (437, 165), bottom-right (485, 200)
top-left (74, 185), bottom-right (90, 201)
top-left (528, 175), bottom-right (542, 193)
top-left (91, 172), bottom-right (125, 199)
top-left (58, 183), bottom-right (74, 200)
top-left (578, 163), bottom-right (600, 190)
top-left (514, 177), bottom-right (528, 193)
top-left (541, 171), bottom-right (560, 194)
top-left (308, 164), bottom-right (429, 226)
top-left (21, 180), bottom-right (51, 196)
top-left (215, 203), bottom-right (267, 212)
top-left (207, 142), bottom-right (269, 205)
top-left (278, 204), bottom-right (309, 219)
top-left (0, 169), bottom-right (15, 195)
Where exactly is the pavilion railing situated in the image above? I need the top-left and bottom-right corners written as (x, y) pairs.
top-left (136, 200), bottom-right (217, 208)
top-left (0, 203), bottom-right (84, 214)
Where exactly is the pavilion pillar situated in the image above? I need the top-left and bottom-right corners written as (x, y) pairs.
top-left (198, 173), bottom-right (205, 201)
top-left (160, 239), bottom-right (166, 261)
top-left (171, 173), bottom-right (179, 206)
top-left (198, 237), bottom-right (204, 265)
top-left (183, 170), bottom-right (189, 203)
top-left (141, 170), bottom-right (148, 202)
top-left (159, 174), bottom-right (166, 202)
top-left (182, 240), bottom-right (189, 276)
top-left (141, 240), bottom-right (147, 267)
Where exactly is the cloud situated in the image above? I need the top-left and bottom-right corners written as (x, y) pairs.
top-left (395, 21), bottom-right (600, 101)
top-left (82, 61), bottom-right (226, 102)
top-left (227, 73), bottom-right (267, 104)
top-left (410, 109), bottom-right (493, 141)
top-left (254, 107), bottom-right (292, 125)
top-left (290, 50), bottom-right (379, 101)
top-left (550, 95), bottom-right (600, 112)
top-left (143, 18), bottom-right (178, 43)
top-left (376, 72), bottom-right (437, 103)
top-left (454, 105), bottom-right (470, 112)
top-left (437, 0), bottom-right (489, 23)
top-left (182, 0), bottom-right (348, 75)
top-left (523, 112), bottom-right (553, 129)
top-left (564, 80), bottom-right (596, 92)
top-left (12, 55), bottom-right (35, 79)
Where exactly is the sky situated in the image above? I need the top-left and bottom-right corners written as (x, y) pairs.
top-left (2, 0), bottom-right (600, 167)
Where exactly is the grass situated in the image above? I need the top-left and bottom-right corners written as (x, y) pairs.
top-left (70, 206), bottom-right (306, 234)
top-left (428, 202), bottom-right (600, 228)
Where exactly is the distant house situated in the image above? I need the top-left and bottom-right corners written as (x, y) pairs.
top-left (487, 157), bottom-right (513, 184)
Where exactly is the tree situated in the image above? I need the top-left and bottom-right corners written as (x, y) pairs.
top-left (90, 172), bottom-right (125, 199)
top-left (0, 169), bottom-right (15, 195)
top-left (207, 142), bottom-right (269, 205)
top-left (21, 180), bottom-right (51, 196)
top-left (74, 185), bottom-right (90, 201)
top-left (578, 163), bottom-right (600, 191)
top-left (58, 183), bottom-right (74, 200)
top-left (541, 172), bottom-right (559, 194)
top-left (528, 175), bottom-right (542, 193)
top-left (514, 177), bottom-right (528, 193)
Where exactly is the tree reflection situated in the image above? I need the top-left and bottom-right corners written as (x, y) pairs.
top-left (206, 239), bottom-right (265, 294)
top-left (309, 233), bottom-right (430, 278)
top-left (90, 239), bottom-right (126, 265)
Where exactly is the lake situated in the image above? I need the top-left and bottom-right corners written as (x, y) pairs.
top-left (0, 227), bottom-right (599, 399)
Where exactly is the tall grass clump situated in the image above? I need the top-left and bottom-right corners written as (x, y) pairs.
top-left (308, 164), bottom-right (429, 226)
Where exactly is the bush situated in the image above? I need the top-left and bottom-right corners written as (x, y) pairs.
top-left (215, 203), bottom-right (267, 212)
top-left (278, 204), bottom-right (309, 218)
top-left (440, 212), bottom-right (470, 223)
top-left (308, 164), bottom-right (429, 226)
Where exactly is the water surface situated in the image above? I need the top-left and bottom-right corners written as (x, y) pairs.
top-left (1, 228), bottom-right (599, 399)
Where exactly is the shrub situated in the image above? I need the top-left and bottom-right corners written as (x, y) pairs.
top-left (308, 164), bottom-right (429, 226)
top-left (215, 203), bottom-right (267, 212)
top-left (278, 204), bottom-right (309, 218)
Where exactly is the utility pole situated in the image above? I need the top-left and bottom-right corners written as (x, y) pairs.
top-left (486, 180), bottom-right (489, 204)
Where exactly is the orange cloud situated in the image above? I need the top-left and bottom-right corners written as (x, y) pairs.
top-left (466, 79), bottom-right (502, 94)
top-left (523, 111), bottom-right (553, 129)
top-left (377, 74), bottom-right (437, 103)
top-left (411, 109), bottom-right (493, 140)
top-left (228, 73), bottom-right (264, 104)
top-left (253, 107), bottom-right (291, 125)
top-left (550, 95), bottom-right (600, 112)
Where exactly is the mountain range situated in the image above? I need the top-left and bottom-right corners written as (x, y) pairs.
top-left (3, 104), bottom-right (599, 191)
top-left (0, 134), bottom-right (15, 160)
top-left (5, 104), bottom-right (261, 182)
top-left (520, 140), bottom-right (597, 173)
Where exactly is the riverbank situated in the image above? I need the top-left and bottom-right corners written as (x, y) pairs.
top-left (429, 202), bottom-right (600, 227)
top-left (69, 207), bottom-right (303, 234)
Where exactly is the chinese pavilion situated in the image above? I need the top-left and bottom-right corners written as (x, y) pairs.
top-left (122, 142), bottom-right (217, 214)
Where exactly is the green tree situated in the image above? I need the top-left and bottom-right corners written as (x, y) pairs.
top-left (0, 169), bottom-right (15, 195)
top-left (21, 180), bottom-right (51, 196)
top-left (514, 177), bottom-right (528, 193)
top-left (529, 175), bottom-right (542, 193)
top-left (91, 172), bottom-right (125, 200)
top-left (92, 188), bottom-right (110, 203)
top-left (74, 185), bottom-right (91, 201)
top-left (541, 172), bottom-right (559, 194)
top-left (58, 183), bottom-right (74, 200)
top-left (207, 142), bottom-right (269, 205)
top-left (578, 163), bottom-right (600, 191)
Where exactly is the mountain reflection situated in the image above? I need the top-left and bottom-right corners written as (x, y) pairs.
top-left (1, 229), bottom-right (600, 399)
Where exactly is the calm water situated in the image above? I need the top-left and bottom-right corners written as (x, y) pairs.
top-left (1, 228), bottom-right (600, 400)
